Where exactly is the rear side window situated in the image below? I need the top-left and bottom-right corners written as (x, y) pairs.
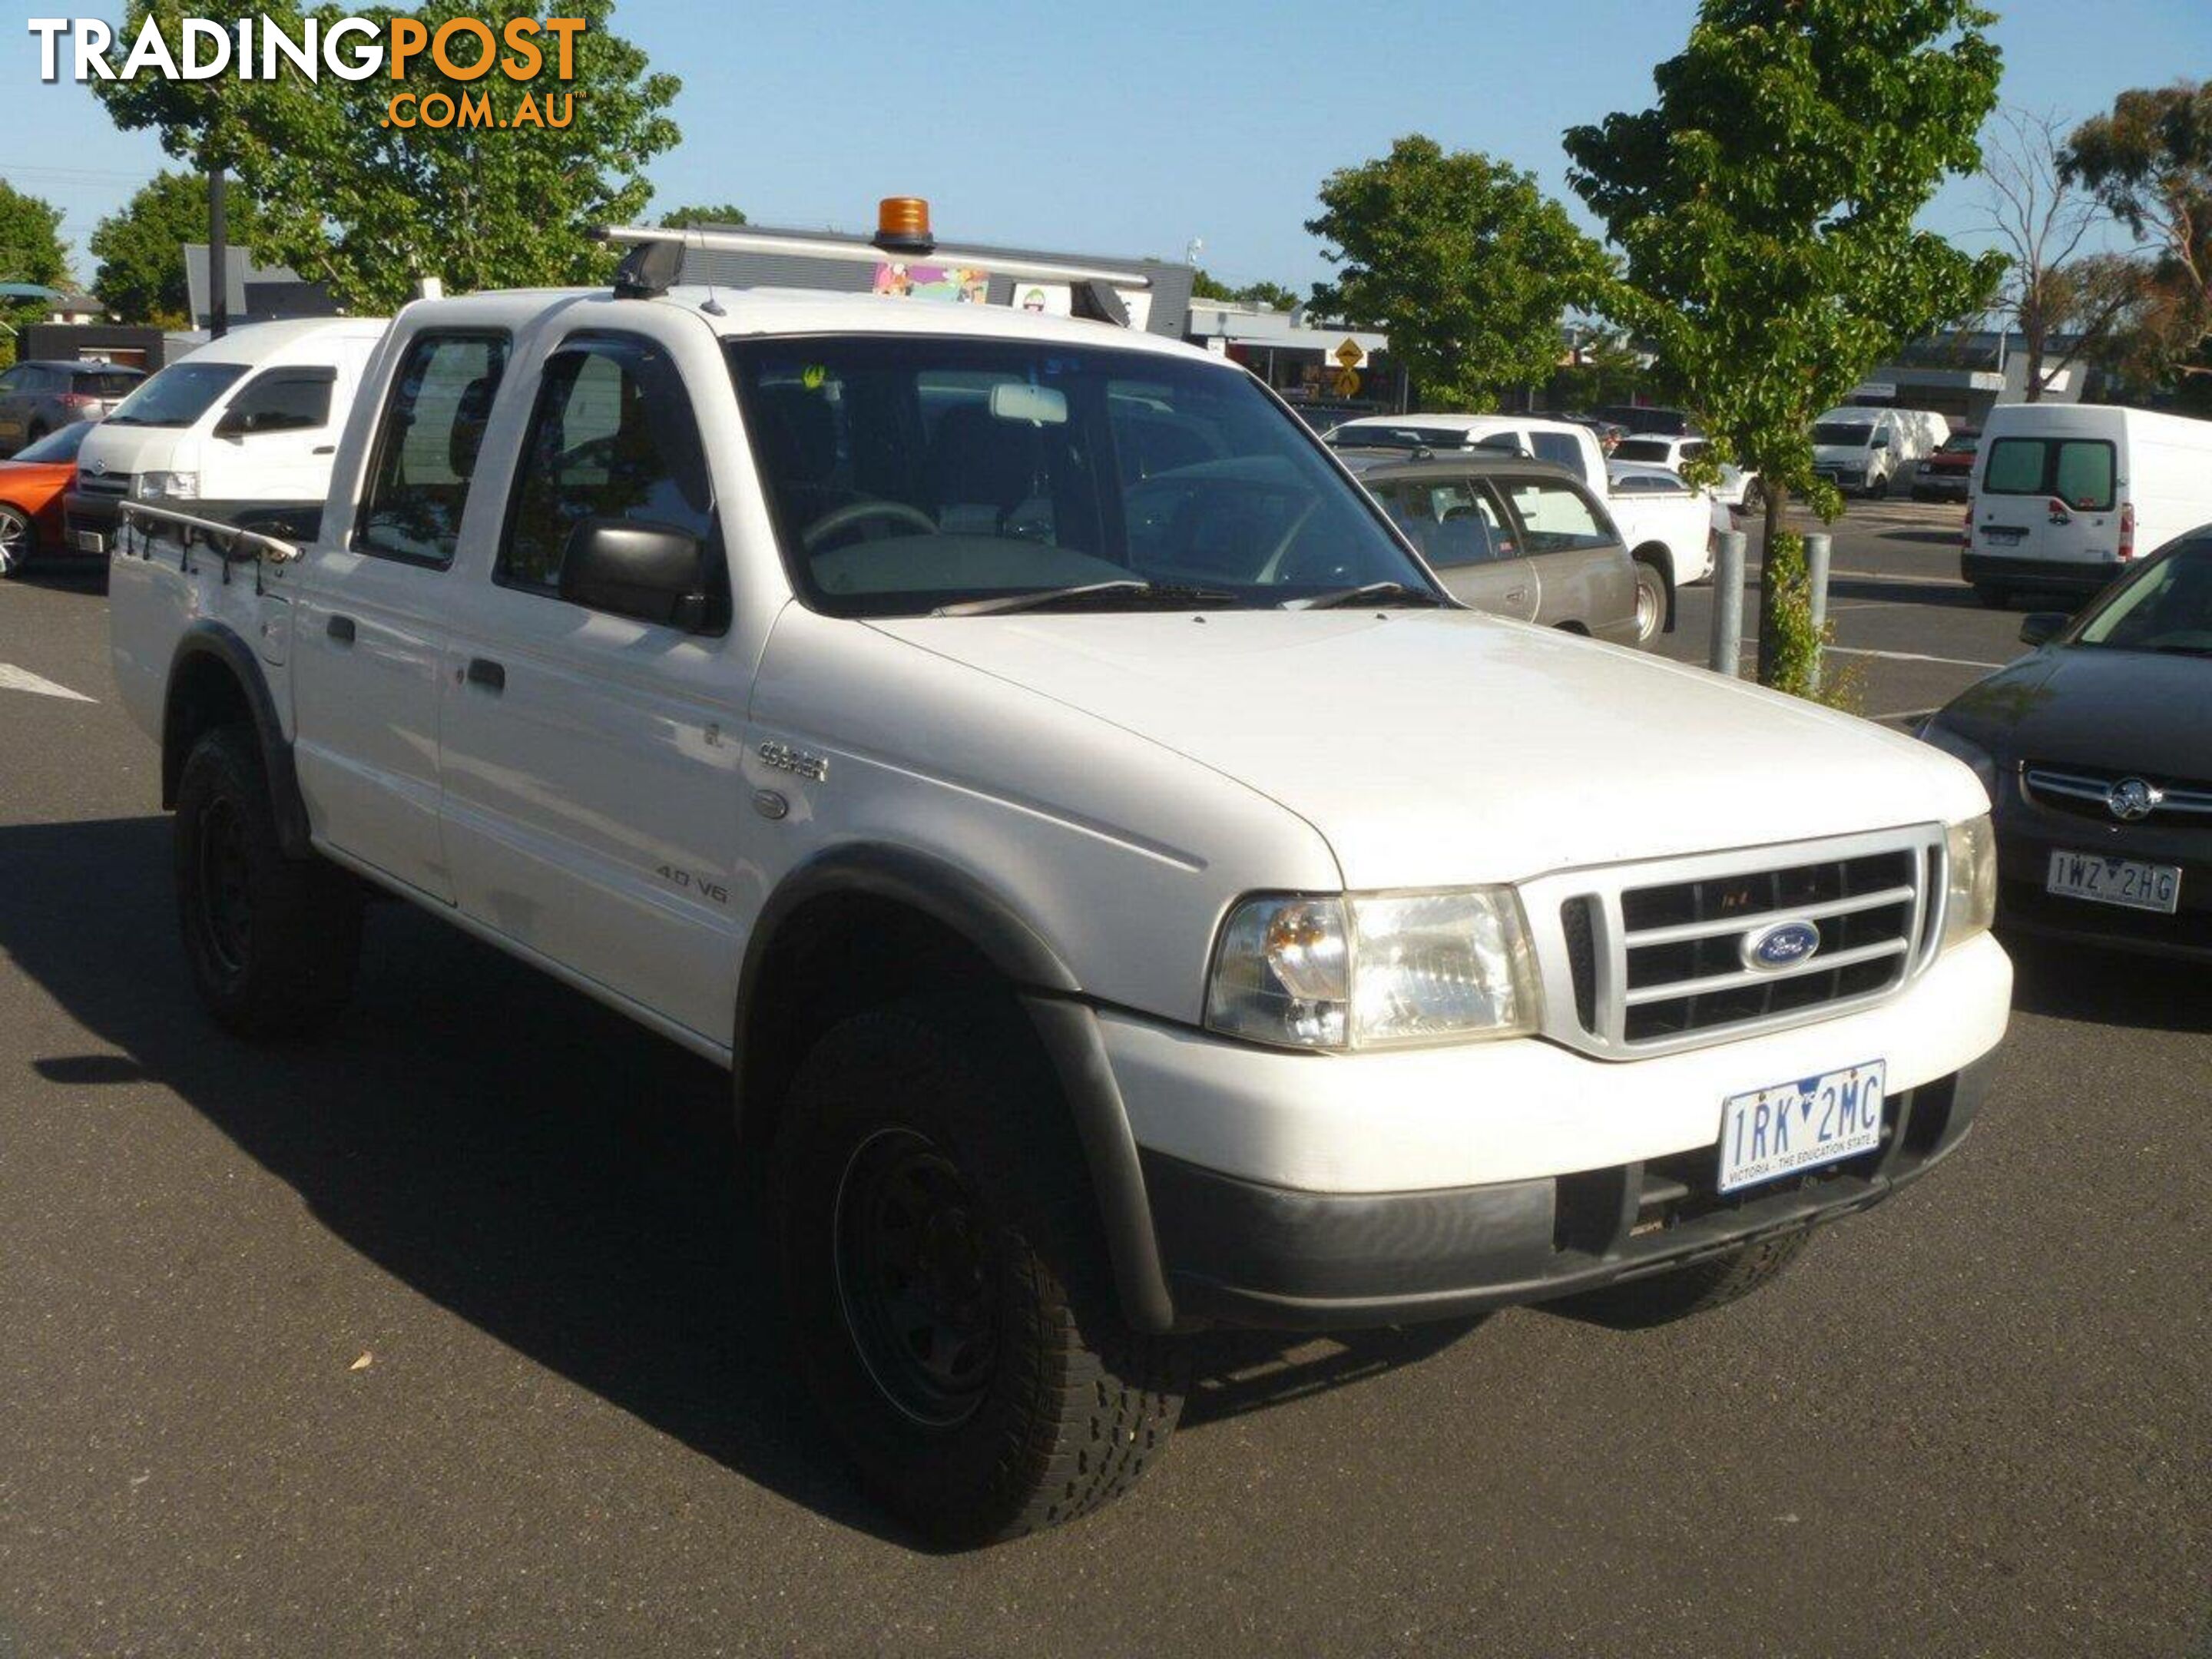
top-left (1983, 437), bottom-right (2118, 511)
top-left (498, 333), bottom-right (720, 615)
top-left (224, 366), bottom-right (336, 433)
top-left (357, 332), bottom-right (510, 567)
top-left (1500, 478), bottom-right (1616, 552)
top-left (1529, 430), bottom-right (1586, 478)
top-left (1370, 478), bottom-right (1515, 567)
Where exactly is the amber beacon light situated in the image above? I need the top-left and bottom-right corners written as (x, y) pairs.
top-left (873, 197), bottom-right (936, 257)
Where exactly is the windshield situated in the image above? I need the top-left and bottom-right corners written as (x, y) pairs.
top-left (1812, 422), bottom-right (1875, 447)
top-left (1938, 433), bottom-right (1979, 455)
top-left (728, 336), bottom-right (1433, 617)
top-left (105, 361), bottom-right (249, 428)
top-left (1611, 439), bottom-right (1674, 465)
top-left (12, 420), bottom-right (94, 464)
top-left (72, 368), bottom-right (143, 398)
top-left (2073, 537), bottom-right (2212, 656)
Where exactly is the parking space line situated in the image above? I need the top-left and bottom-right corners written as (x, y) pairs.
top-left (1824, 645), bottom-right (2007, 670)
top-left (0, 663), bottom-right (94, 703)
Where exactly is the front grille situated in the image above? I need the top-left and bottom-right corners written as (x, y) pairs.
top-left (1532, 826), bottom-right (1945, 1059)
top-left (2023, 763), bottom-right (2212, 826)
top-left (76, 470), bottom-right (128, 499)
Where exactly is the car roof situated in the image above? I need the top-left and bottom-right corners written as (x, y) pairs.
top-left (396, 283), bottom-right (1213, 366)
top-left (175, 316), bottom-right (392, 365)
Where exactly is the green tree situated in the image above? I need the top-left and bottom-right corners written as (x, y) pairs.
top-left (91, 171), bottom-right (261, 326)
top-left (657, 203), bottom-right (748, 228)
top-left (1308, 137), bottom-right (1607, 410)
top-left (2061, 81), bottom-right (2212, 380)
top-left (1565, 0), bottom-right (2005, 696)
top-left (1190, 270), bottom-right (1301, 310)
top-left (0, 179), bottom-right (69, 369)
top-left (99, 0), bottom-right (681, 313)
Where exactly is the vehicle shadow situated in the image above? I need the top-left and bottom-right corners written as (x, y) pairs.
top-left (0, 816), bottom-right (1472, 1542)
top-left (2002, 931), bottom-right (2212, 1035)
top-left (1822, 575), bottom-right (1982, 609)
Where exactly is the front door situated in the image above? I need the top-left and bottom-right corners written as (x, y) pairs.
top-left (435, 326), bottom-right (750, 1045)
top-left (292, 329), bottom-right (513, 902)
top-left (1370, 474), bottom-right (1541, 621)
top-left (203, 364), bottom-right (341, 510)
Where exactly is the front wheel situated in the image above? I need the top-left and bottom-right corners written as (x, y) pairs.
top-left (1737, 479), bottom-right (1765, 516)
top-left (1866, 470), bottom-right (1891, 501)
top-left (174, 726), bottom-right (363, 1038)
top-left (1631, 558), bottom-right (1668, 646)
top-left (775, 995), bottom-right (1184, 1546)
top-left (1551, 1231), bottom-right (1812, 1329)
top-left (0, 505), bottom-right (32, 577)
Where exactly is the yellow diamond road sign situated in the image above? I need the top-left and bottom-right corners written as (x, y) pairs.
top-left (1333, 338), bottom-right (1367, 369)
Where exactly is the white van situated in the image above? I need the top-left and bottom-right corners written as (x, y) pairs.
top-left (1962, 402), bottom-right (2212, 607)
top-left (66, 316), bottom-right (388, 554)
top-left (1810, 407), bottom-right (1950, 497)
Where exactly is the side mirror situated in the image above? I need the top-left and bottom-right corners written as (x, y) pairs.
top-left (558, 517), bottom-right (713, 631)
top-left (2018, 612), bottom-right (2068, 647)
top-left (1870, 432), bottom-right (1891, 449)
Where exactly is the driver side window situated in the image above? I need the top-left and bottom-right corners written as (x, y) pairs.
top-left (499, 335), bottom-right (718, 601)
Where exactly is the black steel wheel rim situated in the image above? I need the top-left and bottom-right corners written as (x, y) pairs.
top-left (195, 796), bottom-right (253, 979)
top-left (833, 1127), bottom-right (998, 1428)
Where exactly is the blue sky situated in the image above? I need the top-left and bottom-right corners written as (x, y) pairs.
top-left (8, 0), bottom-right (2209, 292)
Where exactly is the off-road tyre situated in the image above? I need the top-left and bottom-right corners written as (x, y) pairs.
top-left (1551, 1230), bottom-right (1813, 1330)
top-left (774, 994), bottom-right (1184, 1547)
top-left (174, 725), bottom-right (363, 1039)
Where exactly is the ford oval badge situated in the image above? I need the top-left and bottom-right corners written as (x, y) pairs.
top-left (1743, 919), bottom-right (1822, 972)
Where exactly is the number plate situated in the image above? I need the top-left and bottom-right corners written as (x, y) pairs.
top-left (1718, 1061), bottom-right (1886, 1194)
top-left (2046, 850), bottom-right (2181, 914)
top-left (1982, 525), bottom-right (2025, 546)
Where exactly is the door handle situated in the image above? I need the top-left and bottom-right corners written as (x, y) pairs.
top-left (313, 445), bottom-right (336, 455)
top-left (465, 657), bottom-right (505, 693)
top-left (1504, 588), bottom-right (1529, 604)
top-left (326, 614), bottom-right (356, 644)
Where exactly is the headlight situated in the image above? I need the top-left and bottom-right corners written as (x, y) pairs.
top-left (134, 470), bottom-right (198, 501)
top-left (1206, 889), bottom-right (1540, 1050)
top-left (1916, 717), bottom-right (1998, 804)
top-left (1942, 816), bottom-right (1998, 951)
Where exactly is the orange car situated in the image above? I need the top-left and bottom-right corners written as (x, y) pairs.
top-left (0, 420), bottom-right (95, 578)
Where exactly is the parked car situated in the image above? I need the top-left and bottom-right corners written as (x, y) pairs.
top-left (0, 419), bottom-right (97, 578)
top-left (1911, 429), bottom-right (1979, 502)
top-left (67, 316), bottom-right (388, 556)
top-left (109, 218), bottom-right (2010, 1546)
top-left (1920, 525), bottom-right (2211, 960)
top-left (1325, 412), bottom-right (1715, 637)
top-left (1357, 454), bottom-right (1641, 645)
top-left (0, 359), bottom-right (143, 457)
top-left (1962, 403), bottom-right (2212, 608)
top-left (1611, 433), bottom-right (1763, 512)
top-left (1810, 407), bottom-right (1950, 498)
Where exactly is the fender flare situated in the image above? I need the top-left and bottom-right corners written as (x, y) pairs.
top-left (734, 845), bottom-right (1177, 1333)
top-left (162, 621), bottom-right (315, 859)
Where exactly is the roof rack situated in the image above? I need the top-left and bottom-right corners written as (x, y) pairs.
top-left (594, 200), bottom-right (1152, 326)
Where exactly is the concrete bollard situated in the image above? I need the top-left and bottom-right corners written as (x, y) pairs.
top-left (1804, 531), bottom-right (1833, 693)
top-left (1707, 529), bottom-right (1747, 677)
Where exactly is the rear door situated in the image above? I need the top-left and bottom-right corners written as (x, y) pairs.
top-left (1370, 473), bottom-right (1539, 621)
top-left (435, 321), bottom-right (752, 1044)
top-left (1974, 431), bottom-right (2119, 573)
top-left (293, 329), bottom-right (512, 901)
top-left (1495, 474), bottom-right (1630, 630)
top-left (74, 367), bottom-right (142, 419)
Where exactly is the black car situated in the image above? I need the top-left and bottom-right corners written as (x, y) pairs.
top-left (1919, 527), bottom-right (2212, 961)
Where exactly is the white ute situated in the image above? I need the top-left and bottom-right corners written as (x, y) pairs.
top-left (108, 206), bottom-right (2012, 1547)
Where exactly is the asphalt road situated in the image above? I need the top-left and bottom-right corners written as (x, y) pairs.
top-left (1, 514), bottom-right (2206, 1658)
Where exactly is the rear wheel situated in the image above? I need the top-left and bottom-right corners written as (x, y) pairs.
top-left (174, 725), bottom-right (363, 1039)
top-left (1737, 478), bottom-right (1765, 516)
top-left (0, 505), bottom-right (31, 577)
top-left (775, 995), bottom-right (1184, 1546)
top-left (1552, 1231), bottom-right (1813, 1329)
top-left (1631, 558), bottom-right (1668, 645)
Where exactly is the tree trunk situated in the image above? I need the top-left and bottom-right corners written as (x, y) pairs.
top-left (1754, 482), bottom-right (1787, 682)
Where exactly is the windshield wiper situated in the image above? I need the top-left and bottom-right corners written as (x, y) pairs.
top-left (932, 581), bottom-right (1239, 617)
top-left (1289, 581), bottom-right (1448, 611)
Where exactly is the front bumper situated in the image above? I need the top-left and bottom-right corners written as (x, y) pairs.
top-left (1994, 783), bottom-right (2212, 962)
top-left (1104, 933), bottom-right (2010, 1328)
top-left (1912, 473), bottom-right (1970, 500)
top-left (1144, 1059), bottom-right (1988, 1327)
top-left (62, 487), bottom-right (123, 554)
